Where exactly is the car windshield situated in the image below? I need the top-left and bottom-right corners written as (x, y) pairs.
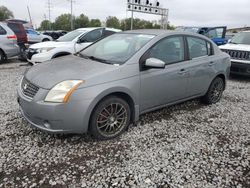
top-left (57, 30), bottom-right (86, 42)
top-left (79, 33), bottom-right (155, 64)
top-left (230, 32), bottom-right (250, 45)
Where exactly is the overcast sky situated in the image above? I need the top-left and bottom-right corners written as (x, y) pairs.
top-left (0, 0), bottom-right (249, 29)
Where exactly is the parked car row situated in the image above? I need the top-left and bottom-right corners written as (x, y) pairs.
top-left (17, 29), bottom-right (231, 140)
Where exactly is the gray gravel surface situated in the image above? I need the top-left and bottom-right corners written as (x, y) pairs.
top-left (0, 60), bottom-right (249, 188)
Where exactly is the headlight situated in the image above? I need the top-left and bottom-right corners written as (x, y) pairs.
top-left (45, 80), bottom-right (84, 103)
top-left (38, 47), bottom-right (55, 53)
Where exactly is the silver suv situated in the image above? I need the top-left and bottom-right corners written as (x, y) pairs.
top-left (0, 22), bottom-right (19, 63)
top-left (17, 30), bottom-right (231, 140)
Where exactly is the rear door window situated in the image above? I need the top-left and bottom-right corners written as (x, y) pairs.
top-left (206, 28), bottom-right (224, 38)
top-left (187, 37), bottom-right (210, 59)
top-left (7, 23), bottom-right (21, 34)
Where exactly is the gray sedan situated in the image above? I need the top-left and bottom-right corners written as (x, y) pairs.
top-left (17, 30), bottom-right (231, 140)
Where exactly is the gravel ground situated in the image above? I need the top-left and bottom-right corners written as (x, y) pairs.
top-left (0, 60), bottom-right (249, 188)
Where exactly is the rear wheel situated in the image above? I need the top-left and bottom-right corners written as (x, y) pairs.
top-left (89, 96), bottom-right (131, 140)
top-left (201, 77), bottom-right (225, 104)
top-left (0, 50), bottom-right (5, 63)
top-left (42, 38), bottom-right (50, 42)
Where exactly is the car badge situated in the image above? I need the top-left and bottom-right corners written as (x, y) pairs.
top-left (24, 84), bottom-right (28, 90)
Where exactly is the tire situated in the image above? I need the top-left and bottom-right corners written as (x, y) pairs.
top-left (201, 77), bottom-right (225, 105)
top-left (0, 50), bottom-right (6, 63)
top-left (42, 38), bottom-right (50, 42)
top-left (89, 96), bottom-right (131, 140)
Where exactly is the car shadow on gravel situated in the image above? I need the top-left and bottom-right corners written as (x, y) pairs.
top-left (139, 99), bottom-right (204, 125)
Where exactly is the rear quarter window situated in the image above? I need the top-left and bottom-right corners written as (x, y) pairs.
top-left (0, 26), bottom-right (7, 35)
top-left (7, 23), bottom-right (21, 34)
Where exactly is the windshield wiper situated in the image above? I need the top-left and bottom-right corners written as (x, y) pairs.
top-left (229, 41), bottom-right (238, 44)
top-left (88, 56), bottom-right (112, 64)
top-left (78, 54), bottom-right (112, 64)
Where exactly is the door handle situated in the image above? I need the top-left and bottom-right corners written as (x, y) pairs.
top-left (208, 62), bottom-right (215, 66)
top-left (178, 69), bottom-right (188, 75)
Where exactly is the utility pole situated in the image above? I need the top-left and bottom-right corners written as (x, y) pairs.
top-left (70, 0), bottom-right (74, 30)
top-left (27, 6), bottom-right (32, 27)
top-left (130, 5), bottom-right (134, 30)
top-left (44, 14), bottom-right (47, 30)
top-left (47, 0), bottom-right (52, 30)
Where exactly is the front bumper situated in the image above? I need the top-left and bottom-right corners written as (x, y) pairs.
top-left (17, 84), bottom-right (92, 134)
top-left (230, 61), bottom-right (250, 76)
top-left (26, 49), bottom-right (52, 64)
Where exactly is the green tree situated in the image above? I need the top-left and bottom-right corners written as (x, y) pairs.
top-left (120, 18), bottom-right (161, 30)
top-left (89, 19), bottom-right (101, 27)
top-left (75, 14), bottom-right (89, 29)
top-left (106, 16), bottom-right (120, 29)
top-left (39, 20), bottom-right (52, 30)
top-left (0, 6), bottom-right (14, 21)
top-left (54, 14), bottom-right (72, 31)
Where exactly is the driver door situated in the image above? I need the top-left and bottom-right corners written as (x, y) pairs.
top-left (140, 36), bottom-right (190, 112)
top-left (75, 28), bottom-right (104, 52)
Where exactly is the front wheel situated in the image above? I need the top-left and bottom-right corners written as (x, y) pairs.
top-left (89, 96), bottom-right (131, 140)
top-left (201, 77), bottom-right (225, 104)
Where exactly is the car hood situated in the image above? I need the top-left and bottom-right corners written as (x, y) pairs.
top-left (29, 41), bottom-right (74, 49)
top-left (25, 55), bottom-right (120, 90)
top-left (219, 43), bottom-right (250, 52)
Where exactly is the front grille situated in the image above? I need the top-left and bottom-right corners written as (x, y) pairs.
top-left (222, 49), bottom-right (250, 60)
top-left (21, 78), bottom-right (39, 99)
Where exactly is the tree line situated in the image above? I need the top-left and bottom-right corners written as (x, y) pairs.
top-left (0, 5), bottom-right (175, 31)
top-left (40, 14), bottom-right (175, 31)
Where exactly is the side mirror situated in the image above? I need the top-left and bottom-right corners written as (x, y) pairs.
top-left (77, 37), bottom-right (87, 44)
top-left (145, 58), bottom-right (165, 69)
top-left (76, 38), bottom-right (81, 44)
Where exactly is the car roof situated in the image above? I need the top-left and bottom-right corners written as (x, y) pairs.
top-left (75, 27), bottom-right (121, 32)
top-left (122, 29), bottom-right (171, 36)
top-left (123, 29), bottom-right (201, 36)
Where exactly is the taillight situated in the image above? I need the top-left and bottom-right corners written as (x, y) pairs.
top-left (7, 35), bottom-right (17, 40)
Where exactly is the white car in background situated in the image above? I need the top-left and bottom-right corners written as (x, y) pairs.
top-left (26, 27), bottom-right (121, 64)
top-left (220, 31), bottom-right (250, 76)
top-left (26, 29), bottom-right (53, 44)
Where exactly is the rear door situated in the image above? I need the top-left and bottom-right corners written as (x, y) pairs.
top-left (0, 24), bottom-right (19, 57)
top-left (185, 36), bottom-right (216, 97)
top-left (140, 36), bottom-right (190, 111)
top-left (0, 25), bottom-right (7, 46)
